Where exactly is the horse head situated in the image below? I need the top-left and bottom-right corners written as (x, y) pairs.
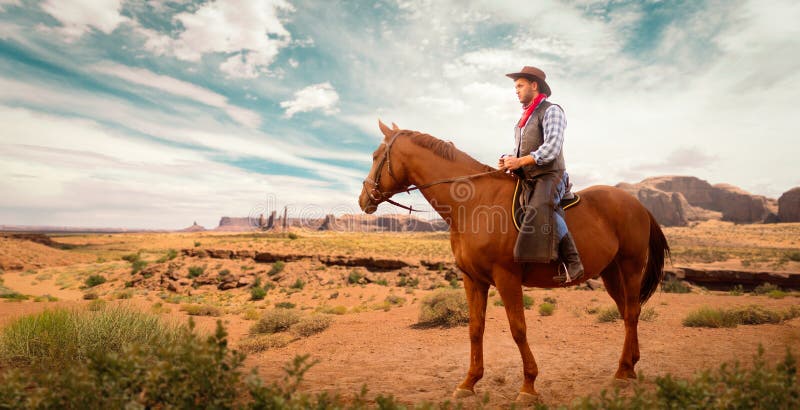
top-left (358, 120), bottom-right (410, 214)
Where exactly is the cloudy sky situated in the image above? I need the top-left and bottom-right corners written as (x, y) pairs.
top-left (0, 0), bottom-right (797, 229)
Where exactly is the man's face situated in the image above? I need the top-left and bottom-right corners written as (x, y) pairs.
top-left (514, 78), bottom-right (537, 105)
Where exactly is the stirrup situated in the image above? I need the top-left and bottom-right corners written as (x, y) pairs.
top-left (553, 261), bottom-right (571, 283)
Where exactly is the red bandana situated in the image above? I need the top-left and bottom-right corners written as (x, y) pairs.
top-left (517, 93), bottom-right (547, 128)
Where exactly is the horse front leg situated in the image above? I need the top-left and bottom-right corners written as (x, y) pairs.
top-left (454, 273), bottom-right (489, 398)
top-left (494, 268), bottom-right (540, 404)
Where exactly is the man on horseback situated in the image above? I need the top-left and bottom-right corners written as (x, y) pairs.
top-left (498, 66), bottom-right (584, 281)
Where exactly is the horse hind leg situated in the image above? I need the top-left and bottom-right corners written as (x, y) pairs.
top-left (600, 256), bottom-right (645, 379)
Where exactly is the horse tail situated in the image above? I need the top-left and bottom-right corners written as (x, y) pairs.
top-left (639, 211), bottom-right (670, 305)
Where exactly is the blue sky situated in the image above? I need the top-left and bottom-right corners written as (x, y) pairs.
top-left (0, 0), bottom-right (798, 229)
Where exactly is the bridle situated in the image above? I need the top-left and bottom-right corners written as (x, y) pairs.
top-left (362, 132), bottom-right (503, 213)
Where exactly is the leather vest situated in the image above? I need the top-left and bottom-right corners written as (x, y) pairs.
top-left (513, 100), bottom-right (566, 179)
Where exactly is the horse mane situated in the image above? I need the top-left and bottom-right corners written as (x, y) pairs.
top-left (402, 131), bottom-right (494, 172)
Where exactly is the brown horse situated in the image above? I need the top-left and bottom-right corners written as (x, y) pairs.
top-left (358, 121), bottom-right (670, 403)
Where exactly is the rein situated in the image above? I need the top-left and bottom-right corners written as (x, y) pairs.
top-left (363, 132), bottom-right (503, 213)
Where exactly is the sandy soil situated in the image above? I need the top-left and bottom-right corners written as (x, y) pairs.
top-left (0, 229), bottom-right (799, 407)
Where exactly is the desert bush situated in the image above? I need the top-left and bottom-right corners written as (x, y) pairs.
top-left (115, 290), bottom-right (133, 299)
top-left (661, 277), bottom-right (691, 293)
top-left (275, 301), bottom-right (296, 309)
top-left (33, 294), bottom-right (58, 302)
top-left (292, 315), bottom-right (333, 337)
top-left (753, 282), bottom-right (780, 295)
top-left (597, 306), bottom-right (621, 323)
top-left (572, 347), bottom-right (799, 409)
top-left (317, 305), bottom-right (347, 315)
top-left (180, 304), bottom-right (222, 317)
top-left (287, 232), bottom-right (299, 240)
top-left (121, 252), bottom-right (140, 263)
top-left (539, 302), bottom-right (555, 316)
top-left (155, 249), bottom-right (178, 263)
top-left (493, 299), bottom-right (504, 307)
top-left (543, 296), bottom-right (557, 305)
top-left (523, 294), bottom-right (535, 310)
top-left (0, 306), bottom-right (178, 365)
top-left (728, 284), bottom-right (744, 296)
top-left (252, 309), bottom-right (301, 334)
top-left (84, 274), bottom-right (107, 288)
top-left (768, 289), bottom-right (788, 299)
top-left (786, 250), bottom-right (800, 262)
top-left (0, 285), bottom-right (28, 301)
top-left (82, 292), bottom-right (98, 300)
top-left (347, 270), bottom-right (364, 284)
top-left (187, 266), bottom-right (204, 278)
top-left (290, 279), bottom-right (305, 290)
top-left (682, 305), bottom-right (797, 328)
top-left (385, 294), bottom-right (406, 306)
top-left (238, 333), bottom-right (293, 353)
top-left (218, 269), bottom-right (230, 277)
top-left (640, 307), bottom-right (658, 322)
top-left (417, 289), bottom-right (469, 327)
top-left (131, 259), bottom-right (148, 274)
top-left (268, 261), bottom-right (285, 276)
top-left (250, 286), bottom-right (267, 301)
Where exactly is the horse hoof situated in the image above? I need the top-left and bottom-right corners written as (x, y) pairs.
top-left (452, 388), bottom-right (475, 399)
top-left (515, 391), bottom-right (541, 405)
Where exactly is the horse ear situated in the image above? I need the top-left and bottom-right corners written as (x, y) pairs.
top-left (378, 119), bottom-right (393, 140)
top-left (391, 122), bottom-right (399, 131)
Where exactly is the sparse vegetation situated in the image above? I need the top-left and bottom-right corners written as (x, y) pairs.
top-left (252, 309), bottom-right (301, 334)
top-left (0, 306), bottom-right (178, 364)
top-left (250, 286), bottom-right (267, 301)
top-left (268, 261), bottom-right (285, 276)
top-left (348, 270), bottom-right (364, 284)
top-left (84, 274), bottom-right (107, 288)
top-left (417, 289), bottom-right (469, 327)
top-left (539, 302), bottom-right (555, 316)
top-left (290, 279), bottom-right (305, 290)
top-left (188, 265), bottom-right (204, 278)
top-left (661, 277), bottom-right (691, 293)
top-left (598, 306), bottom-right (622, 323)
top-left (156, 249), bottom-right (178, 263)
top-left (683, 305), bottom-right (800, 328)
top-left (180, 304), bottom-right (222, 317)
top-left (275, 301), bottom-right (296, 309)
top-left (292, 315), bottom-right (333, 337)
top-left (317, 305), bottom-right (347, 315)
top-left (523, 294), bottom-right (535, 310)
top-left (753, 282), bottom-right (780, 295)
top-left (728, 284), bottom-right (744, 296)
top-left (237, 333), bottom-right (293, 353)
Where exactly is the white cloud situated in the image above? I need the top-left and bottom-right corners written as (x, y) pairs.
top-left (91, 63), bottom-right (261, 128)
top-left (138, 0), bottom-right (294, 78)
top-left (280, 82), bottom-right (340, 118)
top-left (39, 0), bottom-right (126, 39)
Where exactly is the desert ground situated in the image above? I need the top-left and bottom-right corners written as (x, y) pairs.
top-left (1, 220), bottom-right (799, 407)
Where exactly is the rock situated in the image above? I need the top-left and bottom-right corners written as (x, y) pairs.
top-left (167, 281), bottom-right (179, 292)
top-left (235, 250), bottom-right (255, 259)
top-left (217, 274), bottom-right (240, 290)
top-left (778, 187), bottom-right (800, 222)
top-left (444, 268), bottom-right (460, 282)
top-left (207, 249), bottom-right (233, 259)
top-left (616, 183), bottom-right (690, 226)
top-left (193, 275), bottom-right (217, 286)
top-left (237, 276), bottom-right (254, 287)
top-left (180, 221), bottom-right (205, 232)
top-left (668, 267), bottom-right (800, 290)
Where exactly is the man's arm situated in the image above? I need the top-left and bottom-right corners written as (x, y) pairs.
top-left (530, 105), bottom-right (566, 165)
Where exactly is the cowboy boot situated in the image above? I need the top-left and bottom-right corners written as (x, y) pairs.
top-left (555, 232), bottom-right (584, 282)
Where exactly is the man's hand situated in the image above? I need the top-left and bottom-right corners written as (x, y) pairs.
top-left (497, 155), bottom-right (508, 170)
top-left (503, 155), bottom-right (535, 171)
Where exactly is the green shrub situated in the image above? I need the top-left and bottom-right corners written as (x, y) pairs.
top-left (0, 306), bottom-right (178, 364)
top-left (753, 282), bottom-right (780, 295)
top-left (188, 266), bottom-right (204, 278)
top-left (661, 277), bottom-right (691, 293)
top-left (538, 302), bottom-right (555, 316)
top-left (729, 284), bottom-right (744, 296)
top-left (768, 289), bottom-right (788, 299)
top-left (375, 278), bottom-right (389, 286)
top-left (493, 299), bottom-right (504, 307)
top-left (156, 249), bottom-right (178, 263)
top-left (250, 286), bottom-right (267, 301)
top-left (84, 274), bottom-right (107, 288)
top-left (33, 294), bottom-right (58, 303)
top-left (597, 306), bottom-right (621, 323)
top-left (121, 252), bottom-right (140, 263)
top-left (522, 294), bottom-right (534, 310)
top-left (574, 347), bottom-right (799, 409)
top-left (287, 232), bottom-right (299, 240)
top-left (786, 250), bottom-right (800, 262)
top-left (252, 309), bottom-right (300, 334)
top-left (291, 315), bottom-right (333, 337)
top-left (543, 296), bottom-right (557, 305)
top-left (218, 269), bottom-right (230, 277)
top-left (268, 261), bottom-right (285, 276)
top-left (180, 304), bottom-right (222, 317)
top-left (193, 241), bottom-right (201, 247)
top-left (348, 270), bottom-right (364, 284)
top-left (115, 290), bottom-right (133, 300)
top-left (640, 307), bottom-right (658, 322)
top-left (417, 289), bottom-right (469, 327)
top-left (275, 302), bottom-right (296, 309)
top-left (317, 305), bottom-right (347, 315)
top-left (384, 294), bottom-right (406, 306)
top-left (681, 305), bottom-right (796, 328)
top-left (131, 259), bottom-right (148, 274)
top-left (82, 292), bottom-right (98, 300)
top-left (290, 279), bottom-right (305, 290)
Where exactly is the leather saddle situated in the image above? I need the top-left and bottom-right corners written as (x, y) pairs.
top-left (512, 178), bottom-right (580, 232)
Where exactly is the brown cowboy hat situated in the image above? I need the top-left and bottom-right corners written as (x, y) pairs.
top-left (506, 66), bottom-right (552, 96)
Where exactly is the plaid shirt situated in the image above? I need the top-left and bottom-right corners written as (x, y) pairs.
top-left (523, 103), bottom-right (567, 165)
